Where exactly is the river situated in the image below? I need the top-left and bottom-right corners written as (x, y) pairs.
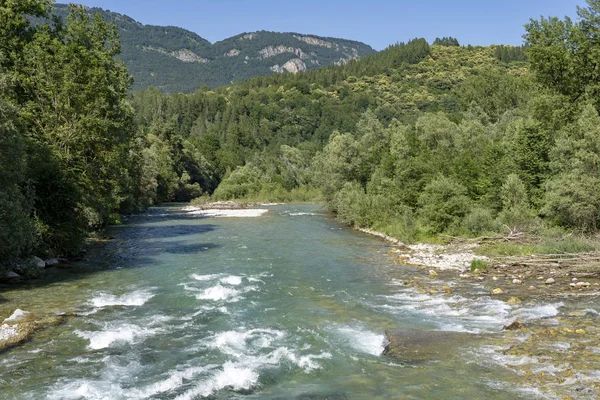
top-left (0, 204), bottom-right (595, 399)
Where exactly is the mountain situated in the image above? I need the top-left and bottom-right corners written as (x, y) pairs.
top-left (48, 4), bottom-right (377, 92)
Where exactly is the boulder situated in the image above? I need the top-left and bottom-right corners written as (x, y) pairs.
top-left (3, 309), bottom-right (30, 323)
top-left (44, 258), bottom-right (59, 267)
top-left (32, 256), bottom-right (46, 269)
top-left (6, 271), bottom-right (21, 280)
top-left (382, 329), bottom-right (478, 362)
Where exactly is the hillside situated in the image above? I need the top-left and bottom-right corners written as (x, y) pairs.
top-left (47, 4), bottom-right (376, 92)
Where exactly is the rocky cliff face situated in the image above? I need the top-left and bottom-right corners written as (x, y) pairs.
top-left (45, 5), bottom-right (377, 91)
top-left (270, 58), bottom-right (307, 73)
top-left (144, 47), bottom-right (208, 63)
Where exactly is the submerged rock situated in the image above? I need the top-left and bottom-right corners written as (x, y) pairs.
top-left (503, 321), bottom-right (525, 331)
top-left (382, 329), bottom-right (478, 362)
top-left (0, 311), bottom-right (72, 353)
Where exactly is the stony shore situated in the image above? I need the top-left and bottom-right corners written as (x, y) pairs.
top-left (362, 228), bottom-right (600, 399)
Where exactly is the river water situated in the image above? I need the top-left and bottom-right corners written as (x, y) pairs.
top-left (0, 204), bottom-right (587, 399)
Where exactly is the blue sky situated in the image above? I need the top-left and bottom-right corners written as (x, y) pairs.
top-left (67, 0), bottom-right (582, 50)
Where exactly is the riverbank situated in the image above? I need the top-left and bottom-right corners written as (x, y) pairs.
top-left (360, 227), bottom-right (600, 299)
top-left (360, 226), bottom-right (600, 399)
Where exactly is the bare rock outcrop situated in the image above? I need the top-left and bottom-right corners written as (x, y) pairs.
top-left (260, 45), bottom-right (307, 59)
top-left (143, 46), bottom-right (208, 63)
top-left (294, 35), bottom-right (334, 48)
top-left (225, 49), bottom-right (241, 57)
top-left (270, 58), bottom-right (307, 74)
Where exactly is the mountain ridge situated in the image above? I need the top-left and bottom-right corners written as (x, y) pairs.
top-left (50, 4), bottom-right (377, 92)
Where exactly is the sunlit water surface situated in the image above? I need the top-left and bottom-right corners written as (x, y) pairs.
top-left (0, 204), bottom-right (574, 399)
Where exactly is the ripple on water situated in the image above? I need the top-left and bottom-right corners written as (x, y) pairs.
top-left (75, 322), bottom-right (160, 350)
top-left (88, 289), bottom-right (155, 309)
top-left (372, 289), bottom-right (512, 333)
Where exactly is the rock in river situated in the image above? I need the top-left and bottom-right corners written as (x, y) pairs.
top-left (3, 309), bottom-right (30, 323)
top-left (382, 329), bottom-right (478, 362)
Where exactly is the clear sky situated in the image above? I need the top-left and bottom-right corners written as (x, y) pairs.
top-left (67, 0), bottom-right (582, 50)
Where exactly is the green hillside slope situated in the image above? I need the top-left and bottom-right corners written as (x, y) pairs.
top-left (46, 4), bottom-right (376, 92)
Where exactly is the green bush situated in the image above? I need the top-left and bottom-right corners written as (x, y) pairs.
top-left (498, 174), bottom-right (534, 231)
top-left (462, 207), bottom-right (502, 236)
top-left (418, 176), bottom-right (471, 234)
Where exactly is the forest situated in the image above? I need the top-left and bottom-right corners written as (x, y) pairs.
top-left (35, 4), bottom-right (376, 92)
top-left (2, 0), bottom-right (600, 271)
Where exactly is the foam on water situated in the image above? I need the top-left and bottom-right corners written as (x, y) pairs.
top-left (129, 366), bottom-right (210, 399)
top-left (511, 302), bottom-right (563, 320)
top-left (195, 284), bottom-right (244, 302)
top-left (48, 381), bottom-right (116, 400)
top-left (220, 275), bottom-right (243, 285)
top-left (191, 273), bottom-right (221, 282)
top-left (207, 328), bottom-right (286, 356)
top-left (375, 289), bottom-right (512, 332)
top-left (89, 289), bottom-right (154, 308)
top-left (330, 324), bottom-right (385, 356)
top-left (174, 362), bottom-right (259, 400)
top-left (75, 323), bottom-right (158, 350)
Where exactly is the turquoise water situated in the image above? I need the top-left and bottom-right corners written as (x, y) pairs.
top-left (0, 205), bottom-right (558, 399)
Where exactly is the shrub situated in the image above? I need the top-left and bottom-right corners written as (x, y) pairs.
top-left (498, 174), bottom-right (534, 231)
top-left (418, 176), bottom-right (471, 233)
top-left (462, 207), bottom-right (502, 236)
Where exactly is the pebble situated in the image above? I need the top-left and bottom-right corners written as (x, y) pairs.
top-left (529, 286), bottom-right (537, 290)
top-left (429, 270), bottom-right (438, 276)
top-left (492, 276), bottom-right (498, 281)
top-left (545, 278), bottom-right (556, 285)
top-left (512, 279), bottom-right (522, 285)
top-left (507, 297), bottom-right (522, 304)
top-left (491, 288), bottom-right (504, 295)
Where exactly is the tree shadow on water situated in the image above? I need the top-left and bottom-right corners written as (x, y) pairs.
top-left (0, 221), bottom-right (220, 291)
top-left (112, 223), bottom-right (217, 240)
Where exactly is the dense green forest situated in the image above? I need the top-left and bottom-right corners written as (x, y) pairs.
top-left (37, 4), bottom-right (376, 92)
top-left (2, 0), bottom-right (600, 272)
